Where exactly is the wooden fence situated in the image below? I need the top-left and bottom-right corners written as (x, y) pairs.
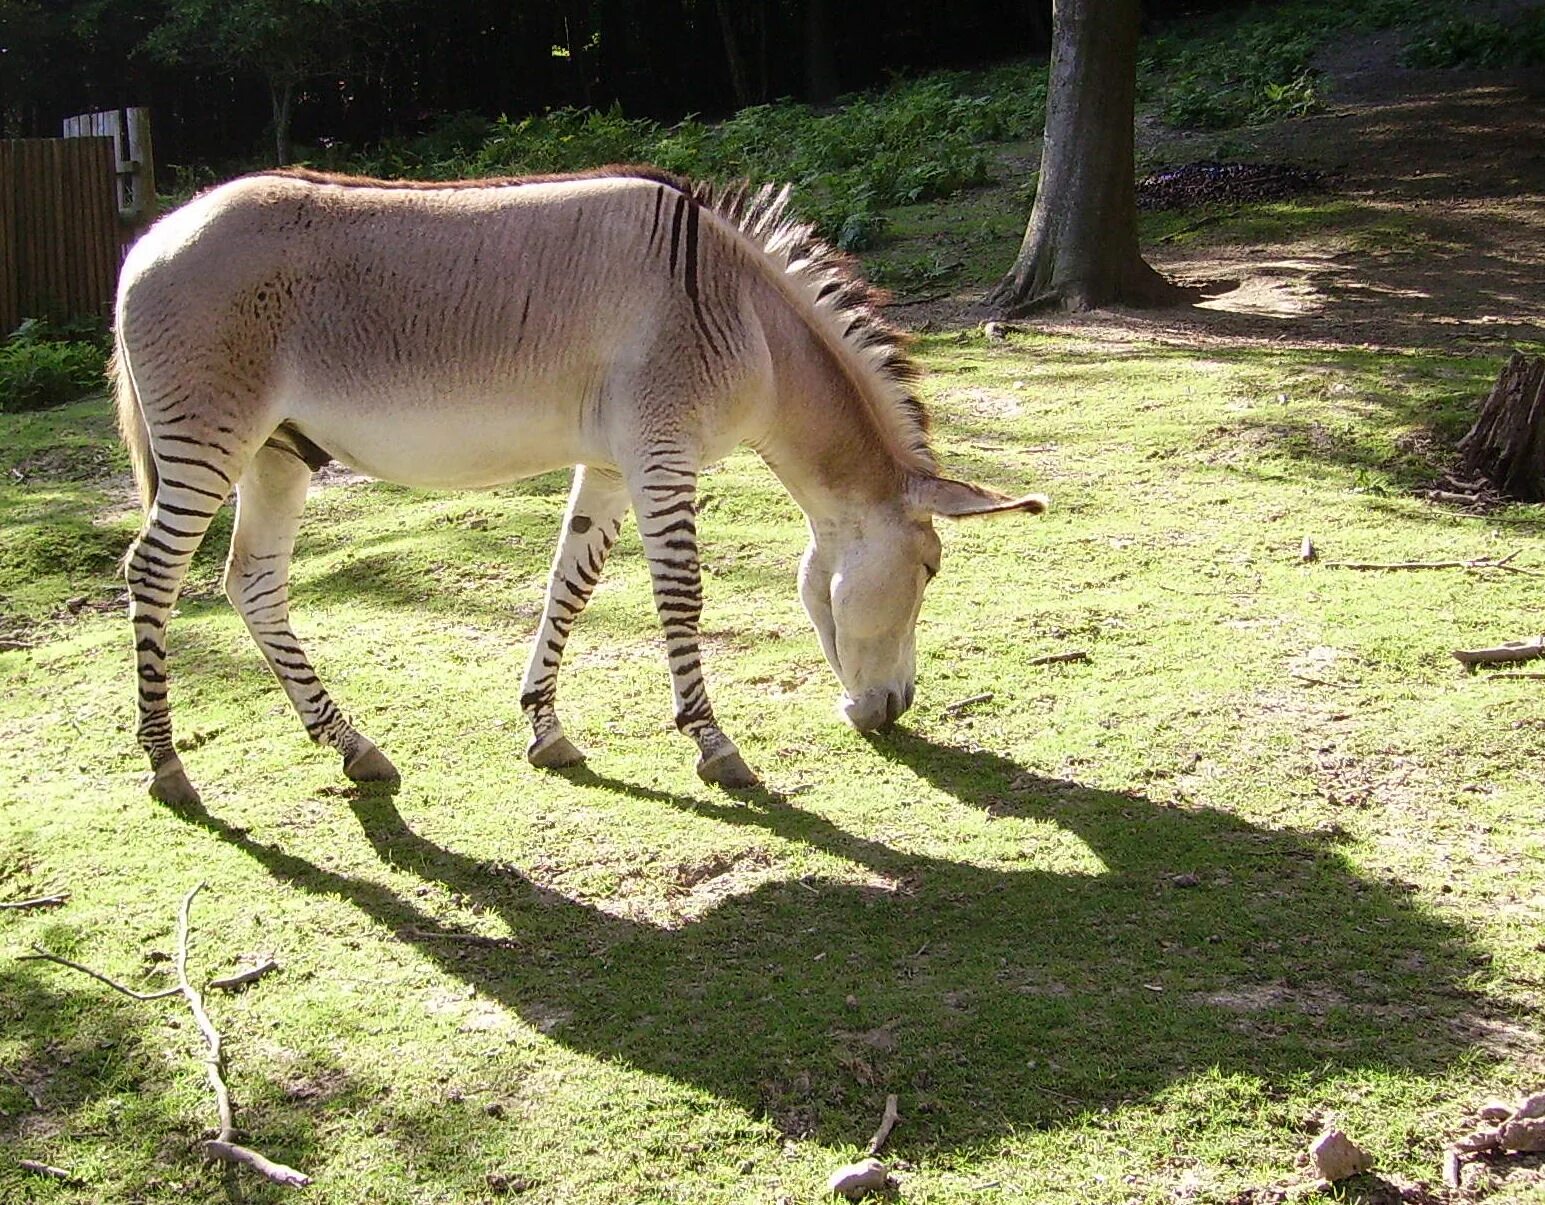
top-left (0, 137), bottom-right (119, 334)
top-left (0, 109), bottom-right (154, 334)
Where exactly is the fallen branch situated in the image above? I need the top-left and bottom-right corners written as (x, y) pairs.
top-left (208, 959), bottom-right (279, 992)
top-left (0, 893), bottom-right (68, 911)
top-left (401, 927), bottom-right (519, 948)
top-left (23, 884), bottom-right (311, 1188)
top-left (944, 692), bottom-right (995, 714)
top-left (1453, 636), bottom-right (1545, 667)
top-left (1027, 650), bottom-right (1090, 667)
top-left (1321, 551), bottom-right (1543, 577)
top-left (20, 946), bottom-right (181, 1001)
top-left (883, 292), bottom-right (951, 309)
top-left (18, 1158), bottom-right (75, 1183)
top-left (866, 1093), bottom-right (901, 1156)
top-left (1487, 672), bottom-right (1545, 681)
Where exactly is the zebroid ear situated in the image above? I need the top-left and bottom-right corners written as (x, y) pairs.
top-left (908, 474), bottom-right (1049, 519)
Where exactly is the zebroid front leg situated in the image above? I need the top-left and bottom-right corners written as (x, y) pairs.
top-left (629, 455), bottom-right (759, 789)
top-left (521, 465), bottom-right (630, 768)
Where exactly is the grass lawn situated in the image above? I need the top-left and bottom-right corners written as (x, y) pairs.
top-left (3, 312), bottom-right (1543, 1202)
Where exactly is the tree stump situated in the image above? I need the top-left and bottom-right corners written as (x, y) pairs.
top-left (1452, 353), bottom-right (1545, 502)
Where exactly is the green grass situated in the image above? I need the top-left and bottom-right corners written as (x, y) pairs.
top-left (3, 320), bottom-right (1544, 1202)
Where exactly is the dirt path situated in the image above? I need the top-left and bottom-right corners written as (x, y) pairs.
top-left (901, 31), bottom-right (1545, 354)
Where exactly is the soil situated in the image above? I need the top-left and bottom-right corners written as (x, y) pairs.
top-left (897, 20), bottom-right (1545, 354)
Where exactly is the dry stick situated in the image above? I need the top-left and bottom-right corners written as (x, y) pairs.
top-left (18, 1158), bottom-right (75, 1182)
top-left (402, 927), bottom-right (519, 948)
top-left (944, 692), bottom-right (995, 714)
top-left (1027, 650), bottom-right (1090, 667)
top-left (23, 885), bottom-right (311, 1188)
top-left (20, 946), bottom-right (182, 1001)
top-left (208, 959), bottom-right (279, 992)
top-left (1487, 671), bottom-right (1545, 680)
top-left (866, 1093), bottom-right (901, 1156)
top-left (0, 893), bottom-right (68, 910)
top-left (1321, 551), bottom-right (1543, 577)
top-left (171, 885), bottom-right (311, 1188)
top-left (1452, 636), bottom-right (1545, 667)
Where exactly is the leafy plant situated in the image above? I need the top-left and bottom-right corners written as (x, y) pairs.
top-left (0, 319), bottom-right (107, 414)
top-left (325, 66), bottom-right (1048, 242)
top-left (1402, 12), bottom-right (1545, 69)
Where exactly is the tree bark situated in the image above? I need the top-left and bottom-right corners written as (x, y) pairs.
top-left (988, 0), bottom-right (1190, 315)
top-left (270, 78), bottom-right (295, 166)
top-left (715, 0), bottom-right (753, 109)
top-left (1453, 354), bottom-right (1545, 502)
top-left (805, 0), bottom-right (838, 104)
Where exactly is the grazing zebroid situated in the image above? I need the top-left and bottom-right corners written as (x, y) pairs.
top-left (114, 167), bottom-right (1045, 804)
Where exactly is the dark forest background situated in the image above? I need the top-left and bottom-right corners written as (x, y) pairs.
top-left (5, 0), bottom-right (1244, 170)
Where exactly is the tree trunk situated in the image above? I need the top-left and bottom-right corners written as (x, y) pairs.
top-left (805, 0), bottom-right (838, 104)
top-left (715, 0), bottom-right (753, 109)
top-left (1452, 354), bottom-right (1545, 502)
top-left (988, 0), bottom-right (1190, 315)
top-left (270, 78), bottom-right (295, 166)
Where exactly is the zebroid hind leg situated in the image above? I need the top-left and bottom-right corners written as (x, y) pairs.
top-left (520, 465), bottom-right (630, 768)
top-left (123, 422), bottom-right (248, 806)
top-left (227, 447), bottom-right (397, 785)
top-left (629, 451), bottom-right (759, 789)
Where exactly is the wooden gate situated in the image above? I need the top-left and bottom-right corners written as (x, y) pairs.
top-left (0, 137), bottom-right (119, 333)
top-left (0, 108), bottom-right (154, 334)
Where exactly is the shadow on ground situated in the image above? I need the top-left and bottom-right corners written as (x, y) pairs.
top-left (144, 730), bottom-right (1495, 1156)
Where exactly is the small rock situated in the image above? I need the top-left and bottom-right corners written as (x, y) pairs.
top-left (65, 596), bottom-right (88, 613)
top-left (738, 1158), bottom-right (755, 1175)
top-left (1309, 1129), bottom-right (1373, 1182)
top-left (1170, 872), bottom-right (1201, 888)
top-left (984, 321), bottom-right (1006, 342)
top-left (485, 1172), bottom-right (529, 1195)
top-left (827, 1157), bottom-right (889, 1199)
top-left (1478, 1100), bottom-right (1514, 1123)
top-left (1500, 1117), bottom-right (1545, 1152)
top-left (484, 1102), bottom-right (505, 1118)
top-left (844, 994), bottom-right (859, 1010)
top-left (1513, 1091), bottom-right (1545, 1120)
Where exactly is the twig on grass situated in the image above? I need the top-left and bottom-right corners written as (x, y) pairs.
top-left (1027, 650), bottom-right (1090, 667)
top-left (22, 884), bottom-right (311, 1188)
top-left (0, 893), bottom-right (68, 910)
top-left (1321, 551), bottom-right (1543, 577)
top-left (18, 1158), bottom-right (75, 1183)
top-left (401, 927), bottom-right (519, 949)
top-left (943, 692), bottom-right (995, 714)
top-left (1453, 636), bottom-right (1545, 668)
top-left (20, 946), bottom-right (181, 1001)
top-left (866, 1093), bottom-right (901, 1156)
top-left (208, 960), bottom-right (279, 991)
top-left (1487, 672), bottom-right (1545, 681)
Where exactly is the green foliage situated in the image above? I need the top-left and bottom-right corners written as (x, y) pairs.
top-left (1141, 0), bottom-right (1455, 131)
top-left (0, 319), bottom-right (108, 414)
top-left (329, 68), bottom-right (1048, 242)
top-left (1402, 11), bottom-right (1545, 69)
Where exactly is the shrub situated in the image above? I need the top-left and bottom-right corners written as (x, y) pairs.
top-left (0, 319), bottom-right (108, 414)
top-left (325, 66), bottom-right (1048, 243)
top-left (1403, 12), bottom-right (1545, 69)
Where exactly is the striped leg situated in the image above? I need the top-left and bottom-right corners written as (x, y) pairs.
top-left (629, 455), bottom-right (759, 789)
top-left (226, 447), bottom-right (397, 785)
top-left (521, 465), bottom-right (630, 768)
top-left (125, 451), bottom-right (235, 806)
